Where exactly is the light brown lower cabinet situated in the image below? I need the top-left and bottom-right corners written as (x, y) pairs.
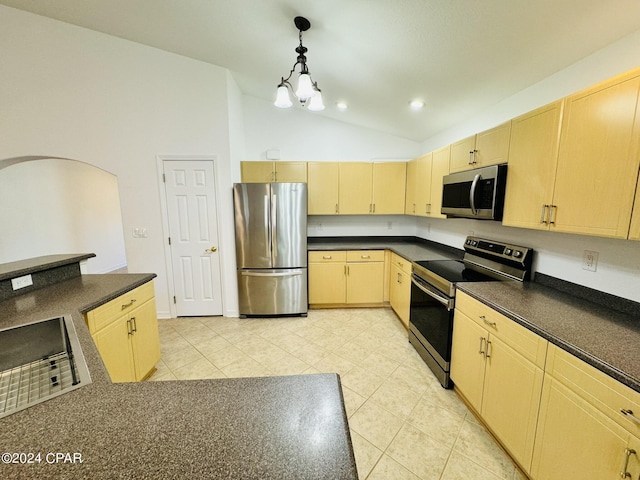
top-left (85, 281), bottom-right (160, 382)
top-left (451, 292), bottom-right (640, 479)
top-left (530, 344), bottom-right (640, 480)
top-left (308, 250), bottom-right (384, 306)
top-left (388, 253), bottom-right (411, 327)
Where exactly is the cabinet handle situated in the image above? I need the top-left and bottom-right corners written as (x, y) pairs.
top-left (412, 203), bottom-right (416, 214)
top-left (126, 318), bottom-right (133, 336)
top-left (480, 315), bottom-right (497, 329)
top-left (335, 203), bottom-right (339, 214)
top-left (485, 339), bottom-right (492, 358)
top-left (620, 448), bottom-right (636, 479)
top-left (322, 255), bottom-right (332, 259)
top-left (372, 203), bottom-right (376, 213)
top-left (468, 149), bottom-right (478, 165)
top-left (121, 298), bottom-right (137, 310)
top-left (620, 409), bottom-right (640, 425)
top-left (540, 204), bottom-right (549, 224)
top-left (361, 255), bottom-right (370, 259)
top-left (397, 272), bottom-right (402, 284)
top-left (131, 316), bottom-right (137, 333)
top-left (549, 205), bottom-right (557, 225)
top-left (426, 203), bottom-right (431, 214)
top-left (479, 337), bottom-right (486, 356)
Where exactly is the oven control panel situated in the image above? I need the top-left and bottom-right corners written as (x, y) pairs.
top-left (464, 236), bottom-right (532, 266)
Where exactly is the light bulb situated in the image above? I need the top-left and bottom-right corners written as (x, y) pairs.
top-left (295, 73), bottom-right (315, 101)
top-left (274, 85), bottom-right (292, 108)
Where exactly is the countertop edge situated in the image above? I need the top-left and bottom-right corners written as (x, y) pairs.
top-left (0, 253), bottom-right (97, 281)
top-left (77, 273), bottom-right (158, 313)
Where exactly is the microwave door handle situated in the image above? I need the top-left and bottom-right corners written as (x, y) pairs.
top-left (469, 173), bottom-right (481, 215)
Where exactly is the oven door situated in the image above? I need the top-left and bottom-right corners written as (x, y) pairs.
top-left (409, 273), bottom-right (455, 388)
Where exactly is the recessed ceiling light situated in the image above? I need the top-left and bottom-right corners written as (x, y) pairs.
top-left (409, 100), bottom-right (425, 110)
top-left (336, 102), bottom-right (348, 111)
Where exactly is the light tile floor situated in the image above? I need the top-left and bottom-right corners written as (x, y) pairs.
top-left (149, 308), bottom-right (525, 480)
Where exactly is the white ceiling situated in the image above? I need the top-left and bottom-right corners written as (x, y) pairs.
top-left (2, 0), bottom-right (640, 142)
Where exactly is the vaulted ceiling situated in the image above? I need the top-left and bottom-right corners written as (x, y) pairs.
top-left (2, 0), bottom-right (640, 142)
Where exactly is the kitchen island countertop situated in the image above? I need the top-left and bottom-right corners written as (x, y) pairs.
top-left (0, 273), bottom-right (357, 480)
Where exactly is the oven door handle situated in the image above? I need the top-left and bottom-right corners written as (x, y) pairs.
top-left (411, 274), bottom-right (454, 310)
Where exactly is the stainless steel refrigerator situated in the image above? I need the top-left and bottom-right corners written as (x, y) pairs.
top-left (233, 182), bottom-right (308, 317)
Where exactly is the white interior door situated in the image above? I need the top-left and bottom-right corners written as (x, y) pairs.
top-left (164, 160), bottom-right (222, 316)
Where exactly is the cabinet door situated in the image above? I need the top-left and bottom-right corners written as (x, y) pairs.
top-left (502, 101), bottom-right (562, 230)
top-left (405, 159), bottom-right (418, 214)
top-left (429, 146), bottom-right (450, 218)
top-left (346, 262), bottom-right (384, 304)
top-left (308, 162), bottom-right (339, 214)
top-left (450, 310), bottom-right (487, 412)
top-left (475, 122), bottom-right (511, 167)
top-left (241, 161), bottom-right (274, 182)
top-left (481, 335), bottom-right (544, 472)
top-left (93, 317), bottom-right (136, 383)
top-left (531, 375), bottom-right (631, 480)
top-left (552, 72), bottom-right (640, 238)
top-left (389, 265), bottom-right (410, 327)
top-left (372, 162), bottom-right (406, 214)
top-left (339, 163), bottom-right (373, 214)
top-left (275, 161), bottom-right (307, 182)
top-left (450, 135), bottom-right (477, 173)
top-left (414, 154), bottom-right (432, 217)
top-left (309, 262), bottom-right (346, 304)
top-left (130, 299), bottom-right (161, 381)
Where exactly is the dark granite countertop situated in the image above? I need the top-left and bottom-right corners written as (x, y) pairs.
top-left (0, 274), bottom-right (357, 479)
top-left (0, 253), bottom-right (96, 282)
top-left (457, 281), bottom-right (640, 393)
top-left (308, 236), bottom-right (461, 262)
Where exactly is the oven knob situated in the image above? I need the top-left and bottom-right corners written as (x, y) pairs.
top-left (471, 240), bottom-right (478, 246)
top-left (513, 250), bottom-right (523, 258)
top-left (504, 248), bottom-right (513, 256)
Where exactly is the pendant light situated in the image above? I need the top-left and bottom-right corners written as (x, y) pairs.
top-left (274, 16), bottom-right (325, 111)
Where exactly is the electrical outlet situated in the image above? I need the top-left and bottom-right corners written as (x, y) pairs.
top-left (583, 250), bottom-right (599, 272)
top-left (11, 274), bottom-right (33, 290)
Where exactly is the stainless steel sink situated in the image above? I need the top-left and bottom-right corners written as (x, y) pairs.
top-left (0, 315), bottom-right (92, 418)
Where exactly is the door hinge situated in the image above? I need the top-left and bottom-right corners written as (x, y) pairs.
top-left (168, 237), bottom-right (171, 245)
top-left (173, 296), bottom-right (176, 304)
top-left (162, 173), bottom-right (166, 183)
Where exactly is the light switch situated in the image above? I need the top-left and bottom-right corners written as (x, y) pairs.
top-left (133, 227), bottom-right (148, 238)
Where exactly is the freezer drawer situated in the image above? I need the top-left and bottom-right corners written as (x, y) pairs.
top-left (237, 268), bottom-right (308, 316)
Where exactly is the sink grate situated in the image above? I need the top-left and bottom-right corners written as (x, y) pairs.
top-left (0, 352), bottom-right (78, 416)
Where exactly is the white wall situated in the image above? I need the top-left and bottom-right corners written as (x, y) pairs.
top-left (0, 158), bottom-right (126, 273)
top-left (242, 96), bottom-right (422, 162)
top-left (0, 6), bottom-right (239, 317)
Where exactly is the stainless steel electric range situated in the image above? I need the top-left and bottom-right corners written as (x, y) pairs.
top-left (409, 236), bottom-right (533, 388)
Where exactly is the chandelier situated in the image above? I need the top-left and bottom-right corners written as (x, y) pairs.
top-left (274, 16), bottom-right (325, 111)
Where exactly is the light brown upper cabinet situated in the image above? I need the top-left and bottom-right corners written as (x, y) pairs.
top-left (502, 101), bottom-right (564, 230)
top-left (449, 122), bottom-right (511, 173)
top-left (240, 161), bottom-right (308, 183)
top-left (307, 162), bottom-right (339, 214)
top-left (339, 162), bottom-right (406, 215)
top-left (405, 147), bottom-right (450, 217)
top-left (551, 70), bottom-right (640, 238)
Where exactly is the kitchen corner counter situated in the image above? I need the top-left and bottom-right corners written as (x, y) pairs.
top-left (0, 273), bottom-right (357, 479)
top-left (456, 280), bottom-right (640, 393)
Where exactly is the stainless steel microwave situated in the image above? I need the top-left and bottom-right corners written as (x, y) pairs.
top-left (441, 164), bottom-right (507, 220)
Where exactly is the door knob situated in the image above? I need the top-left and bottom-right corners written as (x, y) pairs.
top-left (205, 246), bottom-right (218, 253)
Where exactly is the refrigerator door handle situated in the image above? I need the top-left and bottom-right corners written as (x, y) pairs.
top-left (271, 193), bottom-right (277, 265)
top-left (241, 269), bottom-right (304, 277)
top-left (263, 194), bottom-right (271, 261)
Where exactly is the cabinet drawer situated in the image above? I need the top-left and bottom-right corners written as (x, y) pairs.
top-left (546, 344), bottom-right (640, 437)
top-left (308, 251), bottom-right (346, 263)
top-left (390, 252), bottom-right (412, 274)
top-left (86, 281), bottom-right (155, 334)
top-left (346, 250), bottom-right (385, 262)
top-left (455, 291), bottom-right (547, 368)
